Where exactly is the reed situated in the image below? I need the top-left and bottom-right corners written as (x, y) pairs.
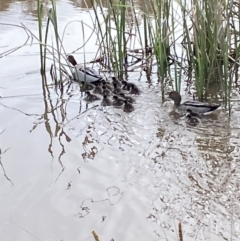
top-left (150, 0), bottom-right (171, 81)
top-left (35, 0), bottom-right (240, 109)
top-left (180, 0), bottom-right (232, 100)
top-left (92, 0), bottom-right (144, 78)
top-left (37, 0), bottom-right (44, 74)
top-left (37, 0), bottom-right (64, 83)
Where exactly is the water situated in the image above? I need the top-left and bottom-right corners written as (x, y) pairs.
top-left (1, 1), bottom-right (240, 240)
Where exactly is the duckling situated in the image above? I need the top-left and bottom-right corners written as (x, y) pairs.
top-left (113, 95), bottom-right (125, 107)
top-left (102, 86), bottom-right (112, 96)
top-left (101, 95), bottom-right (112, 106)
top-left (102, 80), bottom-right (113, 91)
top-left (84, 91), bottom-right (100, 102)
top-left (122, 80), bottom-right (132, 91)
top-left (123, 100), bottom-right (135, 113)
top-left (119, 93), bottom-right (135, 103)
top-left (129, 83), bottom-right (141, 95)
top-left (93, 83), bottom-right (103, 94)
top-left (112, 77), bottom-right (122, 87)
top-left (185, 109), bottom-right (201, 126)
top-left (81, 83), bottom-right (95, 91)
top-left (113, 83), bottom-right (122, 95)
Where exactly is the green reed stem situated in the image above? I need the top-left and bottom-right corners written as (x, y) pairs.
top-left (37, 0), bottom-right (44, 73)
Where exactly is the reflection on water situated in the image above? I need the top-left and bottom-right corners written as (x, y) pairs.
top-left (1, 0), bottom-right (240, 241)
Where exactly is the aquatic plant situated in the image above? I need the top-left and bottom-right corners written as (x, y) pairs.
top-left (37, 0), bottom-right (66, 84)
top-left (91, 0), bottom-right (130, 79)
top-left (35, 0), bottom-right (240, 110)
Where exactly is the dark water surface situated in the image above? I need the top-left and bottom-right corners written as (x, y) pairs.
top-left (1, 1), bottom-right (240, 241)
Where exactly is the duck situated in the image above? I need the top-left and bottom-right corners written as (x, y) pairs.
top-left (67, 55), bottom-right (103, 83)
top-left (113, 83), bottom-right (122, 95)
top-left (81, 83), bottom-right (95, 91)
top-left (122, 80), bottom-right (132, 91)
top-left (119, 93), bottom-right (135, 103)
top-left (92, 83), bottom-right (103, 94)
top-left (102, 80), bottom-right (113, 91)
top-left (113, 96), bottom-right (125, 107)
top-left (129, 83), bottom-right (141, 95)
top-left (84, 91), bottom-right (100, 102)
top-left (169, 91), bottom-right (220, 114)
top-left (123, 100), bottom-right (135, 113)
top-left (111, 77), bottom-right (122, 87)
top-left (101, 95), bottom-right (112, 106)
top-left (185, 109), bottom-right (201, 126)
top-left (102, 86), bottom-right (112, 96)
top-left (122, 81), bottom-right (140, 94)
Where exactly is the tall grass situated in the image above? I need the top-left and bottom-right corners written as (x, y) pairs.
top-left (180, 0), bottom-right (236, 102)
top-left (148, 0), bottom-right (171, 86)
top-left (92, 0), bottom-right (131, 78)
top-left (36, 0), bottom-right (240, 109)
top-left (37, 0), bottom-right (44, 74)
top-left (37, 0), bottom-right (65, 84)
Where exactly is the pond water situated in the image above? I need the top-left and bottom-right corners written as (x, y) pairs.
top-left (1, 1), bottom-right (240, 241)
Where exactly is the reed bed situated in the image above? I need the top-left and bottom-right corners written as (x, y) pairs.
top-left (35, 0), bottom-right (240, 109)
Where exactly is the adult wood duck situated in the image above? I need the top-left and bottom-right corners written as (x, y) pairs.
top-left (169, 91), bottom-right (220, 114)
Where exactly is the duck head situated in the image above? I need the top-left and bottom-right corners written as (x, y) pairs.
top-left (169, 91), bottom-right (181, 106)
top-left (67, 55), bottom-right (78, 66)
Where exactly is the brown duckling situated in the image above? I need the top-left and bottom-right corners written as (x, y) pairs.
top-left (119, 93), bottom-right (135, 103)
top-left (113, 95), bottom-right (125, 107)
top-left (123, 100), bottom-right (135, 113)
top-left (84, 91), bottom-right (100, 102)
top-left (112, 77), bottom-right (122, 87)
top-left (185, 109), bottom-right (201, 126)
top-left (81, 83), bottom-right (95, 91)
top-left (113, 83), bottom-right (122, 95)
top-left (122, 80), bottom-right (132, 91)
top-left (102, 86), bottom-right (112, 96)
top-left (101, 95), bottom-right (112, 106)
top-left (102, 80), bottom-right (113, 91)
top-left (93, 83), bottom-right (103, 94)
top-left (129, 83), bottom-right (141, 95)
